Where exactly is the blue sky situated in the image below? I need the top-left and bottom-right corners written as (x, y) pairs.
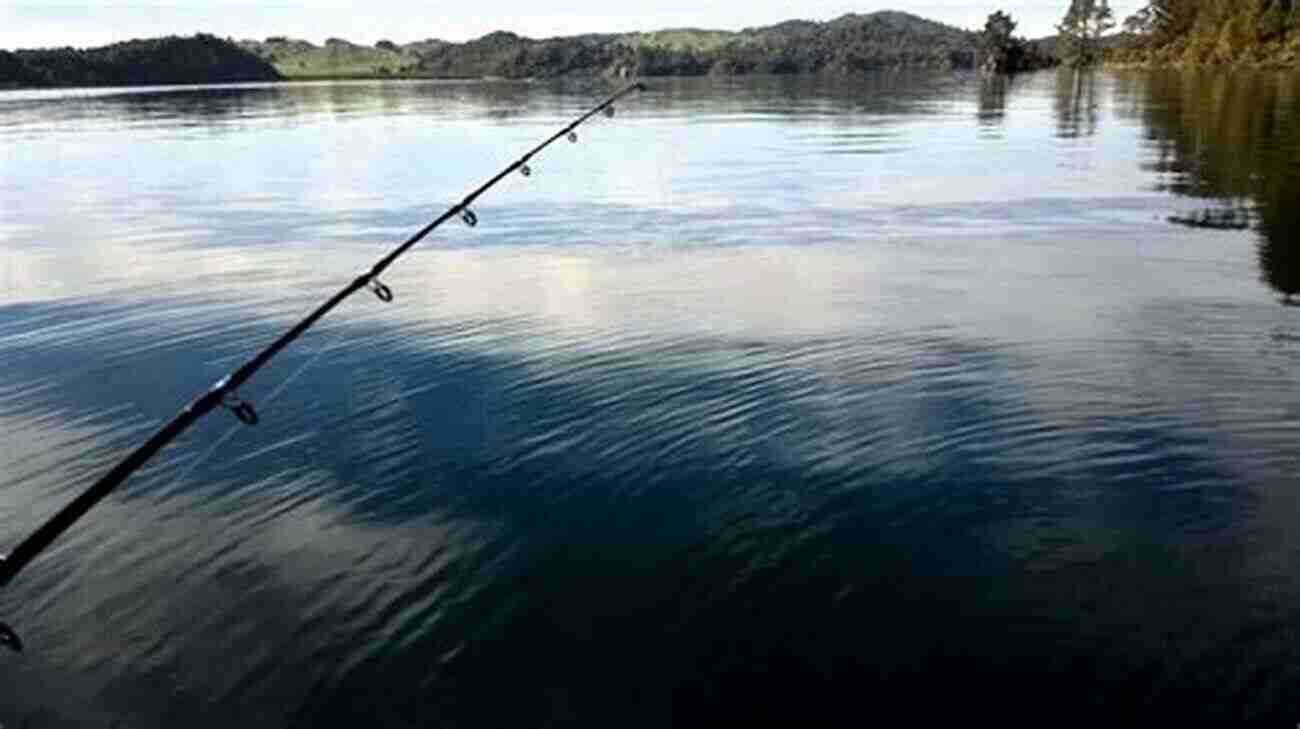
top-left (0, 1), bottom-right (1145, 50)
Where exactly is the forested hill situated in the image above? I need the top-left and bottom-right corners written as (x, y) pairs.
top-left (0, 35), bottom-right (281, 89)
top-left (240, 11), bottom-right (978, 79)
top-left (0, 12), bottom-right (978, 90)
top-left (1113, 0), bottom-right (1300, 66)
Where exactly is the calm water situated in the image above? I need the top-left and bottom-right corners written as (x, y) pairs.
top-left (1, 71), bottom-right (1299, 725)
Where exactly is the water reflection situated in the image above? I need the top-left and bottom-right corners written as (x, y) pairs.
top-left (0, 74), bottom-right (982, 139)
top-left (1053, 69), bottom-right (1100, 139)
top-left (975, 74), bottom-right (1009, 129)
top-left (1166, 205), bottom-right (1251, 231)
top-left (0, 80), bottom-right (604, 139)
top-left (3, 73), bottom-right (1300, 726)
top-left (2, 276), bottom-right (1279, 725)
top-left (1117, 70), bottom-right (1300, 304)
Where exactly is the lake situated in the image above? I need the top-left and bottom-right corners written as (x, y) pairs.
top-left (1, 70), bottom-right (1299, 725)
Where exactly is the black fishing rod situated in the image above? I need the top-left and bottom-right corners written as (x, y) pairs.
top-left (0, 81), bottom-right (646, 652)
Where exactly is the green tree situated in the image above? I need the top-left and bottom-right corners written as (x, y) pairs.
top-left (1127, 0), bottom-right (1201, 40)
top-left (1257, 1), bottom-right (1288, 40)
top-left (979, 10), bottom-right (1020, 72)
top-left (1058, 0), bottom-right (1115, 66)
top-left (1122, 0), bottom-right (1300, 61)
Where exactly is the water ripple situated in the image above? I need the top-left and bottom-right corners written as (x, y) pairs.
top-left (1, 72), bottom-right (1299, 727)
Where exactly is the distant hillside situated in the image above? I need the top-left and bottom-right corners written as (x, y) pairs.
top-left (0, 34), bottom-right (281, 89)
top-left (0, 12), bottom-right (981, 90)
top-left (238, 36), bottom-right (428, 78)
top-left (240, 11), bottom-right (978, 80)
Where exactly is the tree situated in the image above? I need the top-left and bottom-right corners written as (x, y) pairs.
top-left (1115, 1), bottom-right (1300, 63)
top-left (979, 10), bottom-right (1019, 71)
top-left (1122, 1), bottom-right (1200, 42)
top-left (1057, 0), bottom-right (1116, 67)
top-left (1257, 1), bottom-right (1288, 40)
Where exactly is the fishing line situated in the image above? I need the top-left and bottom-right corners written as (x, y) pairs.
top-left (168, 325), bottom-right (345, 490)
top-left (0, 82), bottom-right (645, 652)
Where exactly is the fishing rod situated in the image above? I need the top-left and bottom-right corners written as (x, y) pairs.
top-left (0, 81), bottom-right (647, 653)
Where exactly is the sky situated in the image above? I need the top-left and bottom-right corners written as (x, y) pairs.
top-left (0, 1), bottom-right (1147, 51)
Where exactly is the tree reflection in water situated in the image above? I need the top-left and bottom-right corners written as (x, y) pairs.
top-left (1113, 70), bottom-right (1300, 305)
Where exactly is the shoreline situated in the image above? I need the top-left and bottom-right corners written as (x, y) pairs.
top-left (7, 62), bottom-right (1300, 94)
top-left (1105, 61), bottom-right (1299, 71)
